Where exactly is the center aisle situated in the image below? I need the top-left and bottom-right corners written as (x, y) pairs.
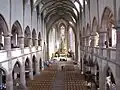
top-left (52, 71), bottom-right (64, 90)
top-left (27, 60), bottom-right (87, 90)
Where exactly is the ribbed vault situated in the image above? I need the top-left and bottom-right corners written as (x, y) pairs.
top-left (34, 0), bottom-right (82, 33)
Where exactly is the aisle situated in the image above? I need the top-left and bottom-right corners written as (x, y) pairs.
top-left (52, 71), bottom-right (64, 90)
top-left (27, 60), bottom-right (87, 90)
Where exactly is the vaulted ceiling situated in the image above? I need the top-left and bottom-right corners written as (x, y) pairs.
top-left (34, 0), bottom-right (83, 30)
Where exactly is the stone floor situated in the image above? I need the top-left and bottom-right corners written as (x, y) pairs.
top-left (27, 60), bottom-right (87, 90)
top-left (52, 71), bottom-right (64, 90)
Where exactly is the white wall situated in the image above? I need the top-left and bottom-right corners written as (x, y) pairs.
top-left (11, 0), bottom-right (23, 30)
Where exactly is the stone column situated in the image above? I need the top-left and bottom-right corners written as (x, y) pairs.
top-left (115, 25), bottom-right (120, 90)
top-left (20, 65), bottom-right (26, 89)
top-left (99, 30), bottom-right (107, 90)
top-left (42, 42), bottom-right (46, 61)
top-left (81, 37), bottom-right (85, 73)
top-left (29, 37), bottom-right (33, 80)
top-left (29, 38), bottom-right (32, 47)
top-left (0, 31), bottom-right (2, 43)
top-left (4, 35), bottom-right (13, 90)
top-left (35, 60), bottom-right (40, 75)
top-left (66, 28), bottom-right (69, 51)
top-left (90, 33), bottom-right (96, 74)
top-left (6, 72), bottom-right (13, 90)
top-left (29, 58), bottom-right (33, 80)
top-left (35, 39), bottom-right (38, 47)
top-left (35, 38), bottom-right (40, 75)
top-left (0, 71), bottom-right (2, 87)
top-left (99, 31), bottom-right (107, 48)
top-left (19, 36), bottom-right (26, 88)
top-left (90, 33), bottom-right (96, 47)
top-left (19, 36), bottom-right (24, 49)
top-left (4, 35), bottom-right (11, 51)
top-left (86, 35), bottom-right (90, 46)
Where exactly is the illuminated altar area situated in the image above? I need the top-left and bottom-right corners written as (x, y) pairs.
top-left (48, 20), bottom-right (75, 59)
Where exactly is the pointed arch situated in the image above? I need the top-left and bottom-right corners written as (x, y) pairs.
top-left (92, 17), bottom-right (98, 33)
top-left (32, 29), bottom-right (37, 46)
top-left (38, 32), bottom-right (41, 40)
top-left (24, 26), bottom-right (31, 47)
top-left (86, 23), bottom-right (90, 35)
top-left (32, 55), bottom-right (37, 75)
top-left (32, 29), bottom-right (37, 39)
top-left (11, 20), bottom-right (23, 48)
top-left (13, 61), bottom-right (21, 69)
top-left (100, 7), bottom-right (114, 29)
top-left (12, 20), bottom-right (23, 37)
top-left (25, 26), bottom-right (31, 38)
top-left (0, 14), bottom-right (9, 35)
top-left (38, 32), bottom-right (42, 46)
top-left (25, 57), bottom-right (31, 80)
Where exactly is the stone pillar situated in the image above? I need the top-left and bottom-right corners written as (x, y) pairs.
top-left (6, 72), bottom-right (13, 90)
top-left (20, 65), bottom-right (26, 89)
top-left (0, 71), bottom-right (2, 87)
top-left (29, 59), bottom-right (33, 80)
top-left (115, 26), bottom-right (120, 90)
top-left (35, 38), bottom-right (40, 75)
top-left (86, 36), bottom-right (90, 46)
top-left (35, 39), bottom-right (38, 47)
top-left (35, 60), bottom-right (40, 75)
top-left (19, 36), bottom-right (24, 49)
top-left (4, 35), bottom-right (13, 90)
top-left (99, 31), bottom-right (107, 48)
top-left (46, 35), bottom-right (49, 61)
top-left (0, 31), bottom-right (2, 43)
top-left (4, 35), bottom-right (11, 51)
top-left (19, 36), bottom-right (26, 88)
top-left (29, 38), bottom-right (32, 47)
top-left (43, 42), bottom-right (46, 61)
top-left (66, 29), bottom-right (69, 51)
top-left (99, 30), bottom-right (107, 90)
top-left (28, 37), bottom-right (33, 79)
top-left (90, 33), bottom-right (96, 47)
top-left (90, 34), bottom-right (96, 75)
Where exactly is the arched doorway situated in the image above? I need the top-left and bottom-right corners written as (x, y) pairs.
top-left (25, 58), bottom-right (30, 81)
top-left (24, 26), bottom-right (31, 47)
top-left (11, 21), bottom-right (23, 48)
top-left (32, 55), bottom-right (36, 75)
top-left (0, 68), bottom-right (6, 90)
top-left (12, 61), bottom-right (21, 89)
top-left (39, 58), bottom-right (42, 70)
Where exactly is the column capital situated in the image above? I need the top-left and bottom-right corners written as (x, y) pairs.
top-left (18, 35), bottom-right (24, 38)
top-left (98, 31), bottom-right (107, 34)
top-left (28, 37), bottom-right (32, 39)
top-left (98, 27), bottom-right (107, 33)
top-left (4, 33), bottom-right (12, 37)
top-left (83, 35), bottom-right (90, 38)
top-left (35, 38), bottom-right (38, 40)
top-left (90, 32), bottom-right (97, 36)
